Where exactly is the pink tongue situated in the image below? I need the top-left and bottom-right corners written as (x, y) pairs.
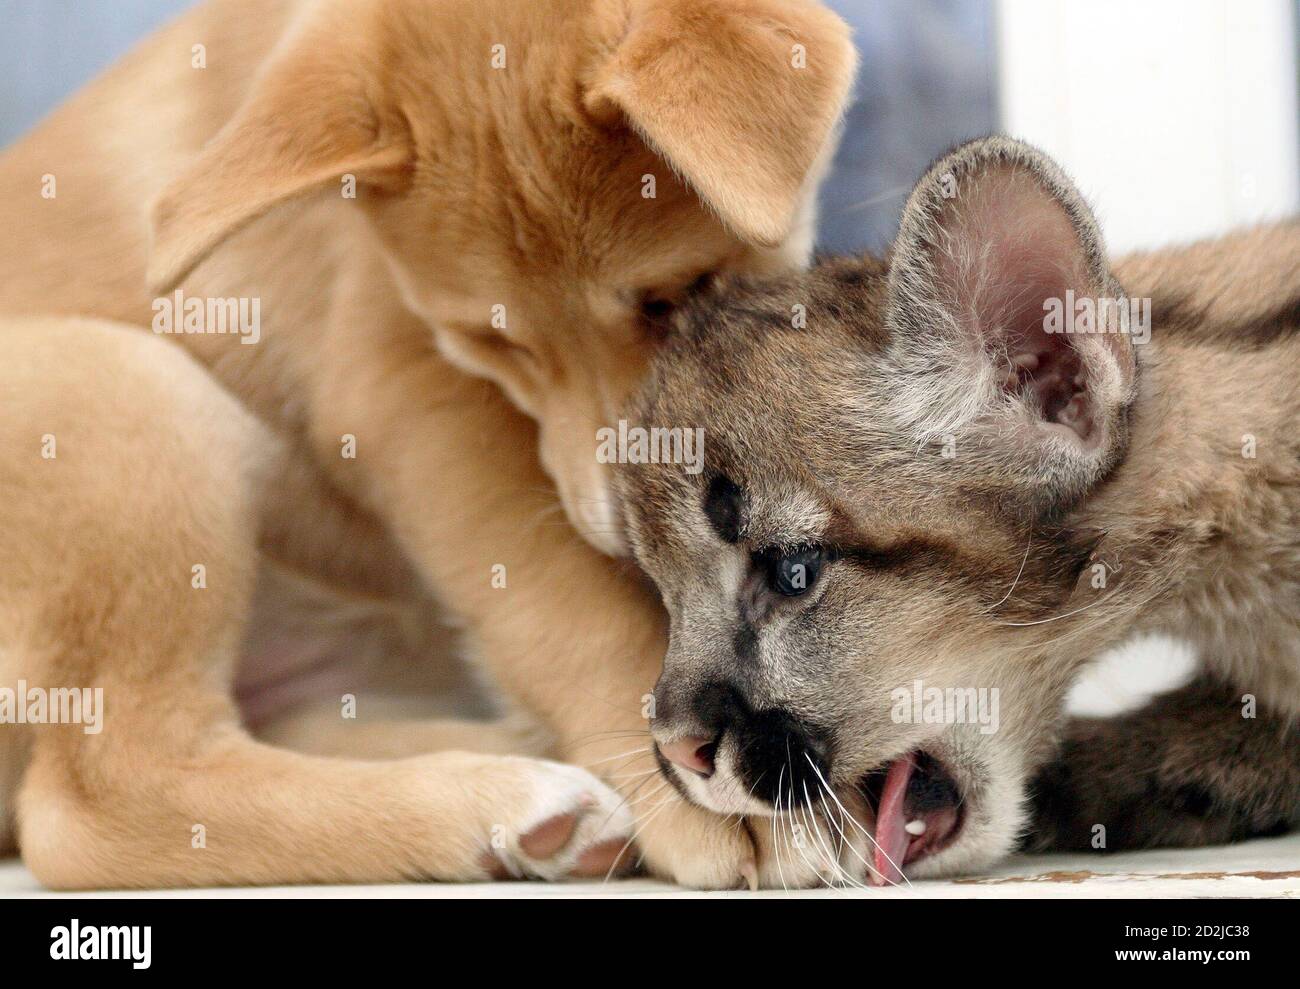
top-left (871, 753), bottom-right (915, 886)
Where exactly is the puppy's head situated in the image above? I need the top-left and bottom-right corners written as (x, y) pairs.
top-left (148, 0), bottom-right (857, 555)
top-left (618, 137), bottom-right (1140, 882)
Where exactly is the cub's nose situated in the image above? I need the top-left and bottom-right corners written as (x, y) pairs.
top-left (658, 735), bottom-right (717, 778)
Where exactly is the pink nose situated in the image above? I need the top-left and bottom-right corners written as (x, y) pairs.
top-left (659, 736), bottom-right (717, 778)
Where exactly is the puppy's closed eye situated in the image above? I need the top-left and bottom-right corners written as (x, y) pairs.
top-left (639, 271), bottom-right (719, 335)
top-left (639, 295), bottom-right (677, 329)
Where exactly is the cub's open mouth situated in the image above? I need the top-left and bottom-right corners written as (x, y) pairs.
top-left (859, 750), bottom-right (964, 886)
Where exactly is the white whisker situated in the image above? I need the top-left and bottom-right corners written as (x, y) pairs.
top-left (772, 765), bottom-right (789, 895)
top-left (800, 782), bottom-right (843, 889)
top-left (805, 753), bottom-right (910, 888)
top-left (998, 591), bottom-right (1116, 627)
top-left (602, 788), bottom-right (673, 883)
top-left (984, 528), bottom-right (1033, 614)
top-left (819, 789), bottom-right (871, 888)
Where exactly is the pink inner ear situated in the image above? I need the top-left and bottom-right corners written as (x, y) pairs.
top-left (938, 167), bottom-right (1100, 447)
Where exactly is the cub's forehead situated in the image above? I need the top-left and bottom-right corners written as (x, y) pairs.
top-left (648, 261), bottom-right (888, 412)
top-left (621, 255), bottom-right (898, 556)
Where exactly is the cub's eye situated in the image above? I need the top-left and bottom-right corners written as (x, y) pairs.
top-left (761, 545), bottom-right (826, 597)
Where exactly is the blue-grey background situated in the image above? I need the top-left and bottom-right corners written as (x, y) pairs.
top-left (0, 0), bottom-right (997, 253)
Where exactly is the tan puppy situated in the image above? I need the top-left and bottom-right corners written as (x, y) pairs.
top-left (0, 0), bottom-right (856, 887)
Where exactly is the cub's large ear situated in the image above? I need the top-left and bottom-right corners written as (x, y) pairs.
top-left (147, 22), bottom-right (411, 293)
top-left (585, 0), bottom-right (857, 248)
top-left (882, 137), bottom-right (1138, 507)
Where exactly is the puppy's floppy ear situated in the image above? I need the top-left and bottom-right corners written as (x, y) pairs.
top-left (585, 0), bottom-right (856, 248)
top-left (882, 137), bottom-right (1138, 508)
top-left (147, 22), bottom-right (411, 293)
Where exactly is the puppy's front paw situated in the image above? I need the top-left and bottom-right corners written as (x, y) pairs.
top-left (628, 782), bottom-right (879, 890)
top-left (633, 797), bottom-right (759, 889)
top-left (747, 792), bottom-right (878, 889)
top-left (478, 759), bottom-right (636, 881)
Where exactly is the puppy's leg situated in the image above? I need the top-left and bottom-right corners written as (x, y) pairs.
top-left (238, 561), bottom-right (551, 761)
top-left (3, 318), bottom-right (632, 888)
top-left (1025, 677), bottom-right (1300, 852)
top-left (22, 729), bottom-right (636, 888)
top-left (257, 700), bottom-right (549, 760)
top-left (332, 339), bottom-right (762, 888)
top-left (0, 727), bottom-right (29, 855)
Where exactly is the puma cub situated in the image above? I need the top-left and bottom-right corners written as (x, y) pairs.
top-left (616, 137), bottom-right (1299, 887)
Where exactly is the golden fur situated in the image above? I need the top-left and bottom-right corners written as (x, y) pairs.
top-left (0, 0), bottom-right (856, 887)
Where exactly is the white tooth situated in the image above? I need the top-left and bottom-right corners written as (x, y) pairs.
top-left (904, 819), bottom-right (927, 836)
